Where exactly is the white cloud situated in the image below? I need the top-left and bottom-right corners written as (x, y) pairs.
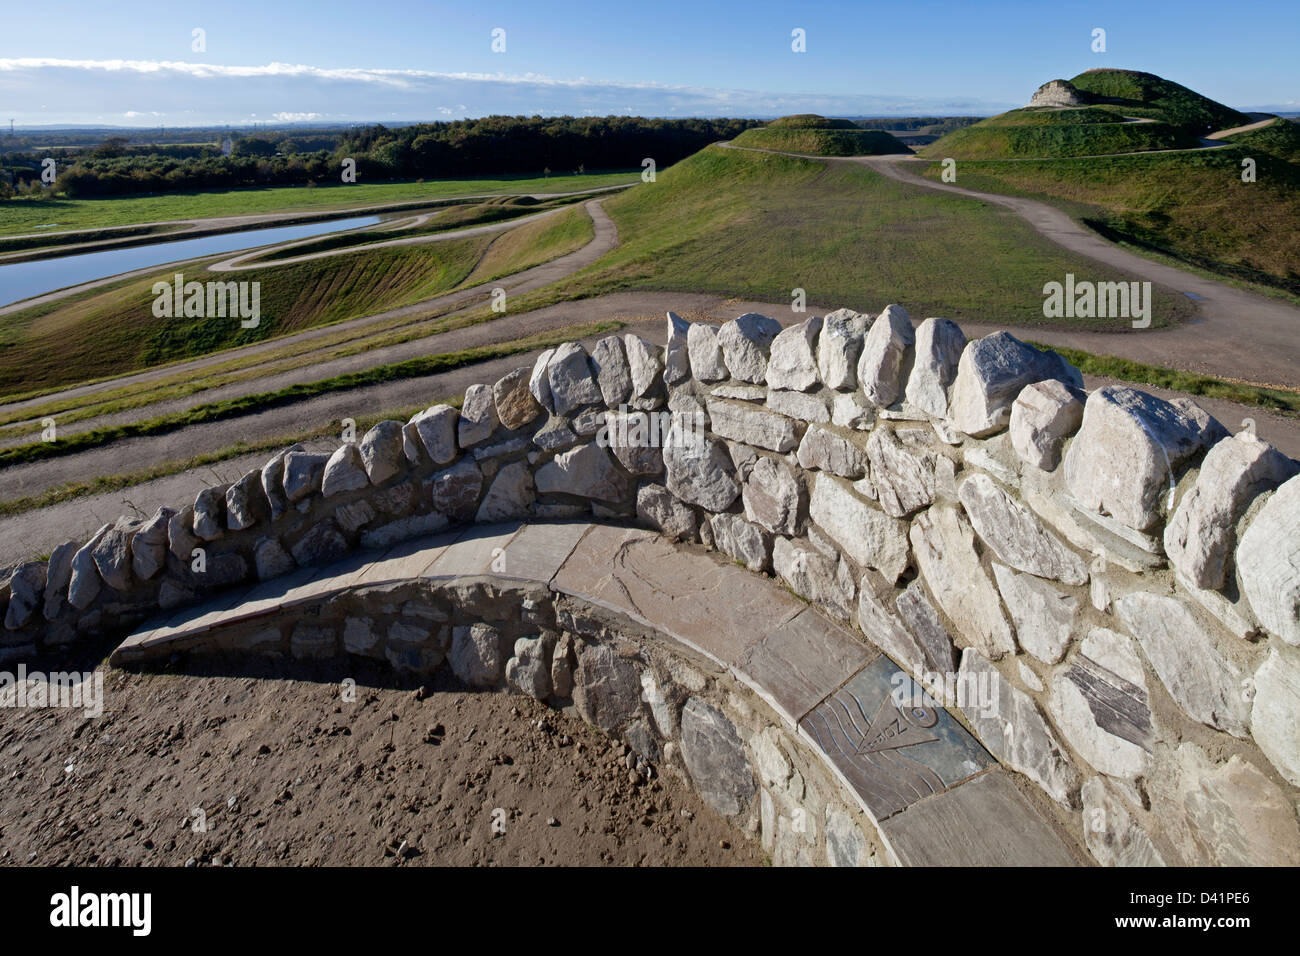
top-left (0, 56), bottom-right (1016, 125)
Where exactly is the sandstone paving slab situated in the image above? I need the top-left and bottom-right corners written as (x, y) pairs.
top-left (552, 524), bottom-right (806, 669)
top-left (115, 549), bottom-right (385, 660)
top-left (799, 656), bottom-right (994, 822)
top-left (423, 521), bottom-right (525, 579)
top-left (277, 548), bottom-right (381, 607)
top-left (116, 540), bottom-right (444, 660)
top-left (113, 585), bottom-right (259, 660)
top-left (498, 520), bottom-right (595, 583)
top-left (736, 607), bottom-right (878, 726)
top-left (880, 769), bottom-right (1079, 866)
top-left (353, 528), bottom-right (466, 585)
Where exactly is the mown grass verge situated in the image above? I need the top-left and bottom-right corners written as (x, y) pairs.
top-left (0, 401), bottom-right (453, 520)
top-left (0, 320), bottom-right (621, 468)
top-left (0, 170), bottom-right (640, 237)
top-left (1032, 342), bottom-right (1300, 415)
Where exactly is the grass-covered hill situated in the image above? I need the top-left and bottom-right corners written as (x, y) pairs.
top-left (922, 69), bottom-right (1251, 160)
top-left (765, 114), bottom-right (862, 130)
top-left (915, 72), bottom-right (1299, 296)
top-left (535, 144), bottom-right (1193, 331)
top-left (1224, 117), bottom-right (1300, 164)
top-left (732, 115), bottom-right (911, 156)
top-left (1068, 68), bottom-right (1249, 132)
top-left (922, 116), bottom-right (1199, 159)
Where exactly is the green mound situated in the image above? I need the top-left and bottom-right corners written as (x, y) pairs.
top-left (765, 114), bottom-right (860, 130)
top-left (1225, 118), bottom-right (1300, 163)
top-left (924, 70), bottom-right (1252, 159)
top-left (1069, 69), bottom-right (1248, 133)
top-left (732, 125), bottom-right (910, 157)
top-left (921, 117), bottom-right (1198, 159)
top-left (992, 107), bottom-right (1122, 126)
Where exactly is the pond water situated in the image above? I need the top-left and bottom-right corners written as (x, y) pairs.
top-left (0, 214), bottom-right (382, 309)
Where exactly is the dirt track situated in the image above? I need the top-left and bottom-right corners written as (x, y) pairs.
top-left (0, 654), bottom-right (760, 867)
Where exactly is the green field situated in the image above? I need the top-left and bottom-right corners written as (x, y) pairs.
top-left (528, 144), bottom-right (1195, 328)
top-left (0, 169), bottom-right (639, 236)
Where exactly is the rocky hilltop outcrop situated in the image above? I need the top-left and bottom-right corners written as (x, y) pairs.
top-left (1028, 78), bottom-right (1089, 108)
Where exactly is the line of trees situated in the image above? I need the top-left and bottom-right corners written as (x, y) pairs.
top-left (1, 116), bottom-right (761, 198)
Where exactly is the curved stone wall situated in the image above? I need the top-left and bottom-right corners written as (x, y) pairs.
top-left (5, 304), bottom-right (1299, 865)
top-left (110, 570), bottom-right (889, 867)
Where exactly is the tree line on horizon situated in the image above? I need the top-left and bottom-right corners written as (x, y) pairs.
top-left (0, 115), bottom-right (761, 198)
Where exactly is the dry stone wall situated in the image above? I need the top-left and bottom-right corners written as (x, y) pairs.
top-left (5, 304), bottom-right (1300, 866)
top-left (120, 573), bottom-right (885, 867)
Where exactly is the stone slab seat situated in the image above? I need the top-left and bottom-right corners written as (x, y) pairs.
top-left (109, 519), bottom-right (1078, 867)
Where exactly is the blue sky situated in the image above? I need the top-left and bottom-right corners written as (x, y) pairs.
top-left (1, 0), bottom-right (1296, 126)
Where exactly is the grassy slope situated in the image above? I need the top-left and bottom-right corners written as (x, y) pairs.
top-left (765, 115), bottom-right (861, 130)
top-left (539, 145), bottom-right (1194, 329)
top-left (920, 114), bottom-right (1199, 159)
top-left (0, 238), bottom-right (491, 392)
top-left (248, 196), bottom-right (571, 262)
top-left (917, 147), bottom-right (1300, 294)
top-left (914, 71), bottom-right (1297, 295)
top-left (990, 108), bottom-right (1120, 126)
top-left (0, 201), bottom-right (602, 402)
top-left (1226, 118), bottom-right (1300, 163)
top-left (731, 126), bottom-right (910, 156)
top-left (462, 203), bottom-right (594, 285)
top-left (0, 170), bottom-right (638, 236)
top-left (1068, 68), bottom-right (1247, 132)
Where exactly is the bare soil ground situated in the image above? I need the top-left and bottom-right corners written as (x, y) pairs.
top-left (0, 654), bottom-right (762, 867)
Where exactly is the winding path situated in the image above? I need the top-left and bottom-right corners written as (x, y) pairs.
top-left (722, 142), bottom-right (1300, 392)
top-left (0, 182), bottom-right (634, 263)
top-left (0, 183), bottom-right (631, 317)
